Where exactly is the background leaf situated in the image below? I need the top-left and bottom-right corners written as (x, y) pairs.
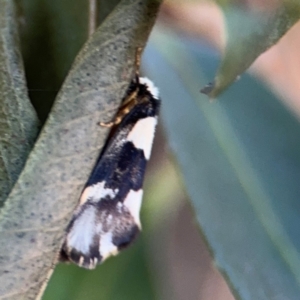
top-left (143, 26), bottom-right (300, 299)
top-left (203, 2), bottom-right (300, 97)
top-left (0, 0), bottom-right (39, 207)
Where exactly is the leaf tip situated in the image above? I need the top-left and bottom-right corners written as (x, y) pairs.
top-left (200, 81), bottom-right (216, 99)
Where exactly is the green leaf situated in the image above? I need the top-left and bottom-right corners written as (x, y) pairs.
top-left (143, 27), bottom-right (300, 299)
top-left (202, 2), bottom-right (300, 98)
top-left (0, 0), bottom-right (39, 207)
top-left (0, 0), bottom-right (160, 299)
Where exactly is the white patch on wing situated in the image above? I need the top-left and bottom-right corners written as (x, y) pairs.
top-left (67, 205), bottom-right (97, 255)
top-left (123, 189), bottom-right (143, 229)
top-left (79, 181), bottom-right (118, 205)
top-left (139, 77), bottom-right (159, 99)
top-left (127, 117), bottom-right (157, 160)
top-left (89, 258), bottom-right (97, 269)
top-left (99, 232), bottom-right (119, 261)
top-left (79, 256), bottom-right (84, 266)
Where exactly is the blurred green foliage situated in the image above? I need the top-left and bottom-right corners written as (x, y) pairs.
top-left (44, 237), bottom-right (155, 300)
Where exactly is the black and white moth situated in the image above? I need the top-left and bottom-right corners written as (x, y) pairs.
top-left (61, 75), bottom-right (160, 269)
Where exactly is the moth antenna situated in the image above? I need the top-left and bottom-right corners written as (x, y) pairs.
top-left (135, 47), bottom-right (142, 84)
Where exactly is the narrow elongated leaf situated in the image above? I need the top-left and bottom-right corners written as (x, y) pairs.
top-left (0, 0), bottom-right (39, 207)
top-left (0, 1), bottom-right (161, 299)
top-left (203, 2), bottom-right (300, 97)
top-left (144, 28), bottom-right (300, 299)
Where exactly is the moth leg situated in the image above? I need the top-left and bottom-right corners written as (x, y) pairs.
top-left (100, 47), bottom-right (143, 128)
top-left (99, 89), bottom-right (138, 127)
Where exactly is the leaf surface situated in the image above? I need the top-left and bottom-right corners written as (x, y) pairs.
top-left (0, 0), bottom-right (39, 207)
top-left (143, 27), bottom-right (300, 299)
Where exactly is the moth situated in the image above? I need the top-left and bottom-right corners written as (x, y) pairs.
top-left (61, 55), bottom-right (160, 269)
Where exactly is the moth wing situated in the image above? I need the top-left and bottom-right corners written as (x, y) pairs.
top-left (63, 203), bottom-right (102, 269)
top-left (63, 185), bottom-right (143, 269)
